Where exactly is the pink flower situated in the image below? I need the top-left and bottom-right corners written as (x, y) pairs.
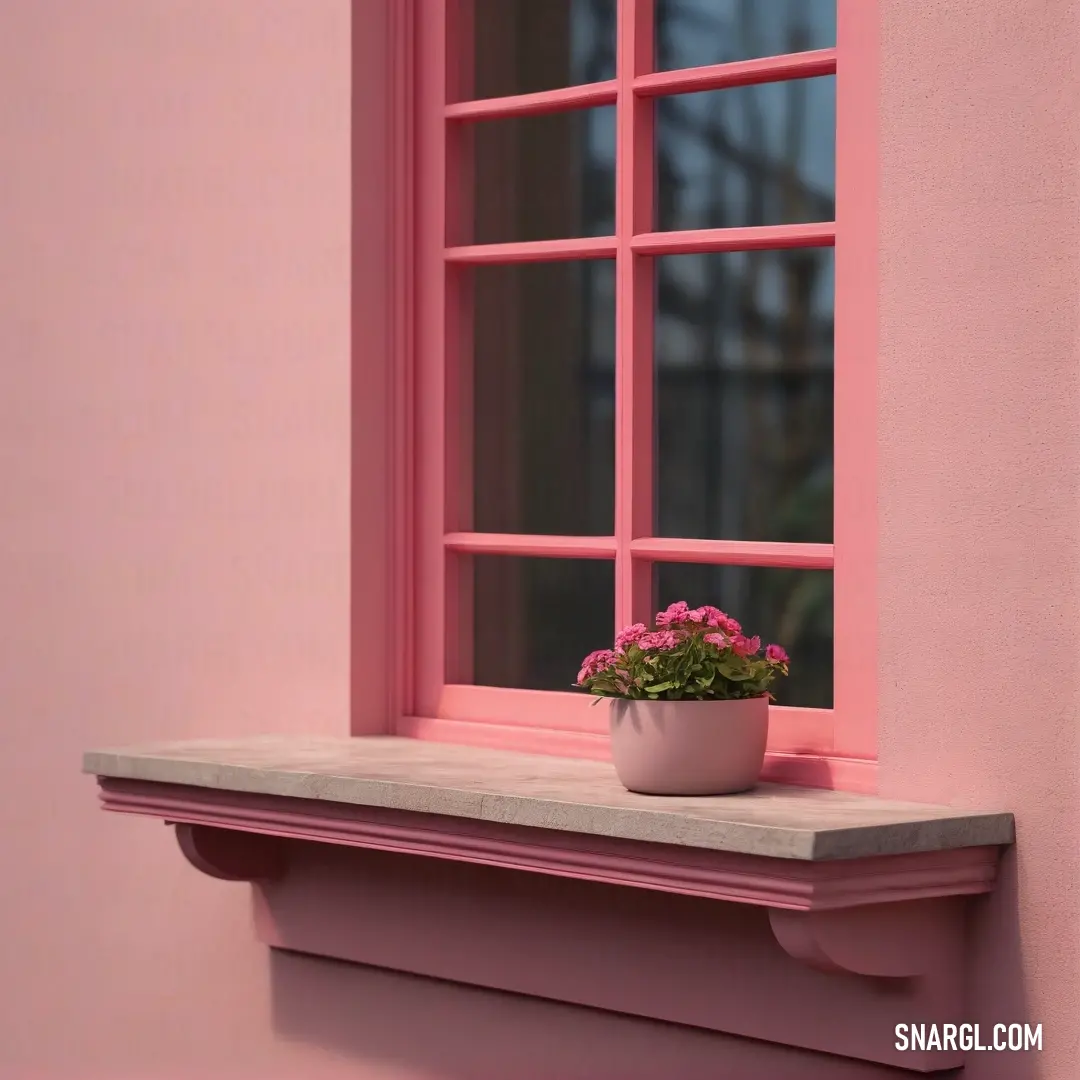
top-left (576, 648), bottom-right (617, 684)
top-left (765, 644), bottom-right (790, 666)
top-left (684, 607), bottom-right (706, 624)
top-left (696, 605), bottom-right (742, 634)
top-left (731, 634), bottom-right (761, 657)
top-left (703, 632), bottom-right (728, 647)
top-left (614, 622), bottom-right (647, 651)
top-left (654, 601), bottom-right (690, 628)
top-left (639, 630), bottom-right (679, 652)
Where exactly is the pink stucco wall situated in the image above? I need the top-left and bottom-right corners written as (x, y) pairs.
top-left (876, 1), bottom-right (1080, 1077)
top-left (0, 1), bottom-right (1076, 1078)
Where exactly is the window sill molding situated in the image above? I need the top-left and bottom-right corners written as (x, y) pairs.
top-left (86, 735), bottom-right (1014, 1073)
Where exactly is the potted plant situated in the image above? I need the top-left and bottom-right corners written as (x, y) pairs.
top-left (575, 602), bottom-right (790, 796)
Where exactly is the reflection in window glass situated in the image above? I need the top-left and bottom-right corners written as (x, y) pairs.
top-left (471, 261), bottom-right (615, 536)
top-left (655, 249), bottom-right (834, 543)
top-left (655, 0), bottom-right (835, 72)
top-left (652, 248), bottom-right (829, 544)
top-left (469, 107), bottom-right (616, 244)
top-left (655, 564), bottom-right (833, 708)
top-left (470, 556), bottom-right (615, 691)
top-left (656, 77), bottom-right (835, 232)
top-left (464, 0), bottom-right (616, 101)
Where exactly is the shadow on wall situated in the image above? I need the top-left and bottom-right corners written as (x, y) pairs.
top-left (962, 849), bottom-right (1039, 1080)
top-left (763, 751), bottom-right (834, 788)
top-left (269, 948), bottom-right (899, 1080)
top-left (259, 846), bottom-right (907, 1080)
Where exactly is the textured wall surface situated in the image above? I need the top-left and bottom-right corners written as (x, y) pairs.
top-left (0, 2), bottom-right (359, 1075)
top-left (877, 1), bottom-right (1080, 1077)
top-left (1, 0), bottom-right (1074, 1077)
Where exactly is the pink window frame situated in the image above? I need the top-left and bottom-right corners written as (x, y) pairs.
top-left (389, 0), bottom-right (879, 793)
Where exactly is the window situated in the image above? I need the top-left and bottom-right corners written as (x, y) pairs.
top-left (406, 0), bottom-right (876, 789)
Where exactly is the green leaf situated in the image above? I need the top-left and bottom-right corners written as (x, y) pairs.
top-left (646, 680), bottom-right (674, 693)
top-left (717, 663), bottom-right (754, 682)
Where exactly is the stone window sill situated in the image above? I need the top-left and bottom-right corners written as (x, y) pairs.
top-left (85, 735), bottom-right (1014, 1073)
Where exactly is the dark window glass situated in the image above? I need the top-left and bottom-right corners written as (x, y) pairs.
top-left (656, 77), bottom-right (835, 232)
top-left (655, 0), bottom-right (835, 72)
top-left (462, 0), bottom-right (616, 102)
top-left (470, 260), bottom-right (615, 535)
top-left (470, 556), bottom-right (615, 690)
top-left (655, 564), bottom-right (832, 707)
top-left (468, 107), bottom-right (615, 245)
top-left (655, 249), bottom-right (834, 543)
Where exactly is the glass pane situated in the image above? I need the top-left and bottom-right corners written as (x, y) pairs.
top-left (462, 0), bottom-right (616, 101)
top-left (656, 0), bottom-right (836, 71)
top-left (471, 261), bottom-right (615, 535)
top-left (471, 556), bottom-right (614, 690)
top-left (470, 107), bottom-right (615, 244)
top-left (655, 249), bottom-right (834, 542)
top-left (656, 77), bottom-right (835, 232)
top-left (654, 564), bottom-right (832, 708)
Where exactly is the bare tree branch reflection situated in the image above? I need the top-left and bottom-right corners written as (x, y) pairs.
top-left (652, 0), bottom-right (835, 707)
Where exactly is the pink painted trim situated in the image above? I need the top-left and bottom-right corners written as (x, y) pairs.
top-left (444, 532), bottom-right (617, 558)
top-left (445, 80), bottom-right (618, 121)
top-left (444, 235), bottom-right (617, 264)
top-left (634, 48), bottom-right (837, 98)
top-left (763, 706), bottom-right (834, 753)
top-left (439, 0), bottom-right (477, 689)
top-left (444, 223), bottom-right (836, 268)
top-left (443, 534), bottom-right (832, 567)
top-left (401, 712), bottom-right (610, 758)
top-left (613, 0), bottom-right (655, 633)
top-left (431, 686), bottom-right (831, 754)
top-left (631, 221), bottom-right (835, 256)
top-left (629, 537), bottom-right (833, 569)
top-left (437, 684), bottom-right (606, 731)
top-left (761, 751), bottom-right (876, 795)
top-left (398, 713), bottom-right (878, 792)
top-left (832, 0), bottom-right (879, 760)
top-left (101, 779), bottom-right (1000, 913)
top-left (413, 0), bottom-right (449, 716)
top-left (386, 0), bottom-right (417, 725)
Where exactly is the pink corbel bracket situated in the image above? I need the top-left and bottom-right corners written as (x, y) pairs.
top-left (166, 811), bottom-right (981, 983)
top-left (173, 822), bottom-right (287, 883)
top-left (770, 897), bottom-right (963, 978)
top-left (167, 807), bottom-right (983, 984)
